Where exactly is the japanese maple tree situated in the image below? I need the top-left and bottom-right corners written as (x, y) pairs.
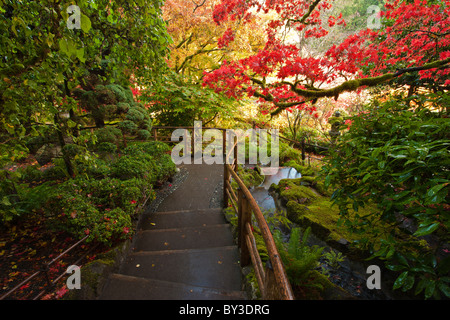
top-left (203, 0), bottom-right (450, 116)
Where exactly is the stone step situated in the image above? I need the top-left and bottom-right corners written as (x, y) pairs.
top-left (139, 208), bottom-right (227, 230)
top-left (100, 273), bottom-right (246, 300)
top-left (119, 246), bottom-right (242, 291)
top-left (133, 224), bottom-right (235, 252)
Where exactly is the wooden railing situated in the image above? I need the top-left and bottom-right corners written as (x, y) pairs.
top-left (151, 125), bottom-right (294, 299)
top-left (0, 235), bottom-right (96, 300)
top-left (223, 137), bottom-right (294, 300)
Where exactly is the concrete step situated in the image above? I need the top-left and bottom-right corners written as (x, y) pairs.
top-left (100, 273), bottom-right (246, 300)
top-left (119, 246), bottom-right (242, 291)
top-left (133, 224), bottom-right (235, 252)
top-left (139, 208), bottom-right (227, 230)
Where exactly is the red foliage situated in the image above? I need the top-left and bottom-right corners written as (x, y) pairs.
top-left (204, 0), bottom-right (450, 114)
top-left (327, 0), bottom-right (450, 82)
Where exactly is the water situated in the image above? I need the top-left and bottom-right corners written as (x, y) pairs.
top-left (248, 166), bottom-right (394, 300)
top-left (250, 167), bottom-right (301, 213)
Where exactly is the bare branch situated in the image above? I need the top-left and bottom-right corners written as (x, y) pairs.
top-left (192, 0), bottom-right (207, 13)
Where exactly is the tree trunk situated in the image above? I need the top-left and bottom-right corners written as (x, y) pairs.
top-left (54, 114), bottom-right (74, 177)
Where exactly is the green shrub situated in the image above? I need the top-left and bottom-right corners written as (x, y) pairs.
top-left (119, 120), bottom-right (138, 134)
top-left (96, 142), bottom-right (117, 153)
top-left (323, 93), bottom-right (450, 299)
top-left (41, 158), bottom-right (69, 180)
top-left (122, 141), bottom-right (171, 158)
top-left (62, 144), bottom-right (82, 158)
top-left (274, 227), bottom-right (325, 289)
top-left (46, 177), bottom-right (136, 245)
top-left (136, 129), bottom-right (151, 140)
top-left (112, 154), bottom-right (155, 182)
top-left (152, 153), bottom-right (177, 181)
top-left (126, 107), bottom-right (145, 122)
top-left (18, 165), bottom-right (43, 182)
top-left (117, 102), bottom-right (130, 113)
top-left (95, 127), bottom-right (122, 144)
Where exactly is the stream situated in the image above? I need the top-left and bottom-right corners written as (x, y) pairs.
top-left (247, 165), bottom-right (395, 300)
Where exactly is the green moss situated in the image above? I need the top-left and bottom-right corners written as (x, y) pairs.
top-left (328, 116), bottom-right (344, 125)
top-left (282, 160), bottom-right (317, 176)
top-left (279, 145), bottom-right (303, 163)
top-left (236, 166), bottom-right (264, 188)
top-left (277, 179), bottom-right (319, 204)
top-left (286, 201), bottom-right (310, 222)
top-left (274, 177), bottom-right (378, 251)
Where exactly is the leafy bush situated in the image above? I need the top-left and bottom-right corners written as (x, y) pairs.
top-left (126, 107), bottom-right (145, 122)
top-left (96, 142), bottom-right (117, 154)
top-left (62, 144), bottom-right (82, 158)
top-left (323, 93), bottom-right (450, 299)
top-left (0, 169), bottom-right (52, 226)
top-left (122, 141), bottom-right (171, 158)
top-left (41, 158), bottom-right (70, 180)
top-left (45, 177), bottom-right (145, 245)
top-left (18, 165), bottom-right (43, 183)
top-left (274, 227), bottom-right (325, 289)
top-left (119, 120), bottom-right (138, 134)
top-left (112, 154), bottom-right (155, 181)
top-left (153, 153), bottom-right (177, 181)
top-left (136, 129), bottom-right (151, 140)
top-left (4, 138), bottom-right (174, 245)
top-left (95, 127), bottom-right (122, 144)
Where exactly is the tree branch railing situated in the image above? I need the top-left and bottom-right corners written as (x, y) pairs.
top-left (223, 136), bottom-right (294, 300)
top-left (0, 235), bottom-right (96, 300)
top-left (151, 125), bottom-right (294, 299)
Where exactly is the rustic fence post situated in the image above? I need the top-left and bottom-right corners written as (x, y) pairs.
top-left (223, 130), bottom-right (229, 208)
top-left (301, 138), bottom-right (306, 162)
top-left (237, 188), bottom-right (251, 267)
top-left (263, 260), bottom-right (283, 300)
top-left (233, 134), bottom-right (238, 173)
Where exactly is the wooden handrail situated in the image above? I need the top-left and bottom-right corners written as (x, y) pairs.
top-left (226, 164), bottom-right (294, 300)
top-left (0, 234), bottom-right (92, 300)
top-left (149, 125), bottom-right (296, 299)
top-left (222, 131), bottom-right (293, 299)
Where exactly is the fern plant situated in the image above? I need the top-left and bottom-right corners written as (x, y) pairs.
top-left (274, 227), bottom-right (325, 287)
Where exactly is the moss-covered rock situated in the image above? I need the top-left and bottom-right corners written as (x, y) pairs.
top-left (64, 241), bottom-right (131, 300)
top-left (271, 175), bottom-right (376, 258)
top-left (281, 160), bottom-right (317, 176)
top-left (275, 178), bottom-right (319, 206)
top-left (232, 166), bottom-right (264, 189)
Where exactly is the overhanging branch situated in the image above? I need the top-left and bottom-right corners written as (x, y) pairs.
top-left (251, 57), bottom-right (450, 116)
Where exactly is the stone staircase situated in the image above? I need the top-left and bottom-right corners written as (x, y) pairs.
top-left (99, 166), bottom-right (247, 299)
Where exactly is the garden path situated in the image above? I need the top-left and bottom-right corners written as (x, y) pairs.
top-left (99, 162), bottom-right (246, 300)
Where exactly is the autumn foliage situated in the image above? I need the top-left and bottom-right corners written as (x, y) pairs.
top-left (203, 0), bottom-right (450, 116)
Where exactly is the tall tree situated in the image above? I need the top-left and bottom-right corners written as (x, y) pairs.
top-left (141, 0), bottom-right (266, 126)
top-left (0, 0), bottom-right (170, 166)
